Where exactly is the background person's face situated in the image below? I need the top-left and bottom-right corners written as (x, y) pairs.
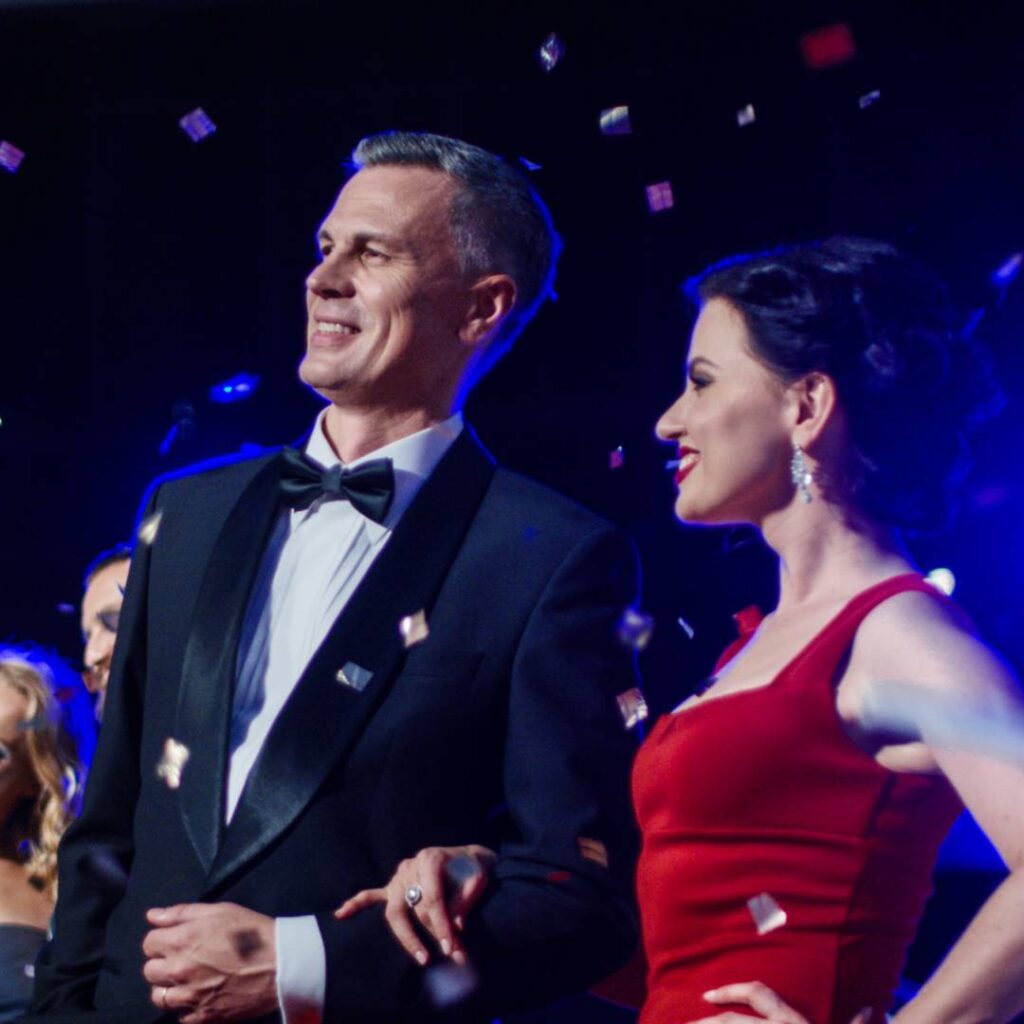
top-left (81, 559), bottom-right (130, 715)
top-left (0, 678), bottom-right (35, 811)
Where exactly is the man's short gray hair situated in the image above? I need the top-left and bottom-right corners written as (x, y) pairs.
top-left (351, 131), bottom-right (561, 379)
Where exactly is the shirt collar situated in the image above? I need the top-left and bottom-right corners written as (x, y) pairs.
top-left (301, 410), bottom-right (464, 538)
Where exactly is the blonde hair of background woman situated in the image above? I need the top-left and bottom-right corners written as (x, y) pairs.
top-left (0, 654), bottom-right (81, 901)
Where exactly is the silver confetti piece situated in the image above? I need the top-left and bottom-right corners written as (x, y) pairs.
top-left (617, 608), bottom-right (654, 651)
top-left (646, 181), bottom-right (674, 213)
top-left (336, 662), bottom-right (374, 692)
top-left (156, 737), bottom-right (190, 789)
top-left (399, 609), bottom-right (430, 648)
top-left (747, 892), bottom-right (788, 935)
top-left (609, 446), bottom-right (625, 469)
top-left (616, 687), bottom-right (649, 730)
top-left (137, 510), bottom-right (163, 546)
top-left (538, 32), bottom-right (565, 72)
top-left (599, 106), bottom-right (632, 136)
top-left (677, 616), bottom-right (695, 640)
top-left (858, 89), bottom-right (882, 110)
top-left (736, 104), bottom-right (756, 127)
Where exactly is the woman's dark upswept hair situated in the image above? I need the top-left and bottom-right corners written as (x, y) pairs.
top-left (687, 237), bottom-right (1003, 531)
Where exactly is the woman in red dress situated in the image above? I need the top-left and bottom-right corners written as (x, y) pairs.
top-left (337, 238), bottom-right (1024, 1024)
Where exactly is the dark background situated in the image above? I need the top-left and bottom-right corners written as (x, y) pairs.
top-left (2, 0), bottom-right (1023, 1018)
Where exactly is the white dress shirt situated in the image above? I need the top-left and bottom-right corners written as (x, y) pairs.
top-left (227, 409), bottom-right (463, 1023)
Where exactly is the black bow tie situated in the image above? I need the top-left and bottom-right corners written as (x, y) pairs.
top-left (279, 447), bottom-right (395, 524)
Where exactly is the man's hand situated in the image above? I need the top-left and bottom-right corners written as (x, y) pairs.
top-left (142, 902), bottom-right (278, 1023)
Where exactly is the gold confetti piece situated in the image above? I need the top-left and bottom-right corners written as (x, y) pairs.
top-left (645, 181), bottom-right (674, 213)
top-left (599, 105), bottom-right (632, 136)
top-left (616, 687), bottom-right (649, 730)
top-left (156, 737), bottom-right (190, 789)
top-left (858, 89), bottom-right (881, 110)
top-left (578, 836), bottom-right (610, 867)
top-left (538, 32), bottom-right (565, 72)
top-left (137, 510), bottom-right (163, 546)
top-left (736, 103), bottom-right (756, 127)
top-left (399, 609), bottom-right (430, 648)
top-left (616, 608), bottom-right (654, 651)
top-left (747, 892), bottom-right (788, 935)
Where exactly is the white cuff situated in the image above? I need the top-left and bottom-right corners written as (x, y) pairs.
top-left (275, 915), bottom-right (326, 1024)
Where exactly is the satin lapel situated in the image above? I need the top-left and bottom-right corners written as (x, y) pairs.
top-left (203, 429), bottom-right (496, 895)
top-left (175, 454), bottom-right (282, 874)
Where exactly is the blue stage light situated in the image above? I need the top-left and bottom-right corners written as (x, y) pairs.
top-left (210, 373), bottom-right (260, 405)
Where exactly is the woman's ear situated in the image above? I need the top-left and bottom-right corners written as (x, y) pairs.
top-left (789, 371), bottom-right (840, 449)
top-left (459, 275), bottom-right (517, 347)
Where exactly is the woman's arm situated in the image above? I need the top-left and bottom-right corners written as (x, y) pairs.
top-left (847, 590), bottom-right (1024, 1024)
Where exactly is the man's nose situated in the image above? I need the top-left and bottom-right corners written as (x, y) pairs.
top-left (307, 253), bottom-right (355, 297)
top-left (84, 632), bottom-right (113, 671)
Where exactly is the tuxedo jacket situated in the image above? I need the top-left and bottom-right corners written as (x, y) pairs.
top-left (31, 427), bottom-right (641, 1023)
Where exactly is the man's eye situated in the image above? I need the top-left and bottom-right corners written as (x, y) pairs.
top-left (98, 609), bottom-right (120, 633)
top-left (361, 247), bottom-right (389, 262)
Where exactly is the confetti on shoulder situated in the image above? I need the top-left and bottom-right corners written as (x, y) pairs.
top-left (137, 510), bottom-right (163, 546)
top-left (617, 608), bottom-right (654, 651)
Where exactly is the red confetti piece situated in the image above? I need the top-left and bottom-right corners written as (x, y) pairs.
top-left (799, 22), bottom-right (857, 70)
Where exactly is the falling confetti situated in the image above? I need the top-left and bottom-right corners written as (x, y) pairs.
top-left (616, 687), bottom-right (649, 729)
top-left (538, 32), bottom-right (565, 72)
top-left (425, 962), bottom-right (479, 1009)
top-left (599, 106), bottom-right (632, 136)
top-left (23, 963), bottom-right (34, 978)
top-left (609, 446), bottom-right (625, 470)
top-left (859, 89), bottom-right (882, 110)
top-left (736, 104), bottom-right (757, 127)
top-left (137, 510), bottom-right (163, 546)
top-left (924, 567), bottom-right (956, 596)
top-left (519, 156), bottom-right (543, 172)
top-left (617, 608), bottom-right (654, 651)
top-left (0, 141), bottom-right (25, 173)
top-left (178, 107), bottom-right (217, 143)
top-left (56, 603), bottom-right (76, 616)
top-left (399, 609), bottom-right (430, 648)
top-left (646, 181), bottom-right (674, 213)
top-left (156, 737), bottom-right (190, 789)
top-left (993, 252), bottom-right (1023, 287)
top-left (677, 616), bottom-right (695, 640)
top-left (578, 836), bottom-right (609, 867)
top-left (799, 22), bottom-right (857, 70)
top-left (747, 892), bottom-right (788, 935)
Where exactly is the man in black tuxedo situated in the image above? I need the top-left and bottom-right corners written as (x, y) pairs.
top-left (30, 131), bottom-right (640, 1024)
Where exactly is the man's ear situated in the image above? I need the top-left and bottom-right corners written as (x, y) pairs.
top-left (460, 275), bottom-right (516, 346)
top-left (789, 371), bottom-right (840, 448)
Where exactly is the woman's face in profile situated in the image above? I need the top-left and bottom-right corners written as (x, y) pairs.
top-left (655, 298), bottom-right (797, 527)
top-left (0, 678), bottom-right (35, 809)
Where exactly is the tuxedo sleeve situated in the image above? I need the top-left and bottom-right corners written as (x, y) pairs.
top-left (30, 484), bottom-right (161, 1014)
top-left (316, 523), bottom-right (642, 1019)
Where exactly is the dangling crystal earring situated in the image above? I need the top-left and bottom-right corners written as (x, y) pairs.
top-left (790, 443), bottom-right (813, 503)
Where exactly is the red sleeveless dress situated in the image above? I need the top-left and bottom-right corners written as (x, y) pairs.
top-left (632, 574), bottom-right (963, 1024)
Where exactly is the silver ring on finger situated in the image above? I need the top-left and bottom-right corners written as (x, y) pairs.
top-left (404, 884), bottom-right (423, 908)
top-left (156, 986), bottom-right (169, 1010)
